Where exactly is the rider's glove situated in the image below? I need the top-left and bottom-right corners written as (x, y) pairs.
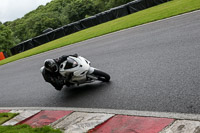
top-left (71, 53), bottom-right (78, 57)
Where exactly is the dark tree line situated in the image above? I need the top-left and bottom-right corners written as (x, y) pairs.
top-left (0, 0), bottom-right (133, 54)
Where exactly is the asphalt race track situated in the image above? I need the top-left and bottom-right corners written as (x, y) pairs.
top-left (0, 10), bottom-right (200, 114)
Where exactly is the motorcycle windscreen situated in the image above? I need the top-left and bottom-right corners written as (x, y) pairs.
top-left (64, 58), bottom-right (78, 69)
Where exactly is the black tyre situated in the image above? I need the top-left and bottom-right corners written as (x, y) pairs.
top-left (92, 69), bottom-right (110, 82)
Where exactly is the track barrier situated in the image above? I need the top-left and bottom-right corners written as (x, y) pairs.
top-left (9, 0), bottom-right (170, 56)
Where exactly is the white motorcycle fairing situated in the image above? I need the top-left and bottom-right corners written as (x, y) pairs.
top-left (59, 56), bottom-right (95, 84)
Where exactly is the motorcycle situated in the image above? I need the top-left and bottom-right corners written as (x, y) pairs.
top-left (59, 56), bottom-right (110, 86)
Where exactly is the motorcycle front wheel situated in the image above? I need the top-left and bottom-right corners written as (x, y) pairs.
top-left (92, 69), bottom-right (110, 82)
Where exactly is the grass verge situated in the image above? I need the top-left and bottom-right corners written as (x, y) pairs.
top-left (0, 0), bottom-right (200, 66)
top-left (0, 113), bottom-right (61, 133)
top-left (0, 113), bottom-right (18, 125)
top-left (0, 124), bottom-right (61, 133)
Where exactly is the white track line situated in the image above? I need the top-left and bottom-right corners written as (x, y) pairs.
top-left (1, 107), bottom-right (200, 121)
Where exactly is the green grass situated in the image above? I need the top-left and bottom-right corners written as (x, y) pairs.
top-left (0, 113), bottom-right (61, 133)
top-left (0, 113), bottom-right (18, 125)
top-left (0, 124), bottom-right (62, 133)
top-left (0, 0), bottom-right (200, 66)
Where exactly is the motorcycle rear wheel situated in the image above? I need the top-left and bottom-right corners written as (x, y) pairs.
top-left (92, 69), bottom-right (110, 82)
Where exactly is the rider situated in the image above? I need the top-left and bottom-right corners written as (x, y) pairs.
top-left (41, 54), bottom-right (78, 90)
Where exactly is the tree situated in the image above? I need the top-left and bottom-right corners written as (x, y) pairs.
top-left (66, 0), bottom-right (97, 22)
top-left (5, 0), bottom-right (133, 47)
top-left (93, 0), bottom-right (110, 11)
top-left (107, 0), bottom-right (133, 8)
top-left (0, 25), bottom-right (14, 55)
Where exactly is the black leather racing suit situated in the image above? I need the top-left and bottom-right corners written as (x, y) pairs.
top-left (41, 54), bottom-right (78, 90)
